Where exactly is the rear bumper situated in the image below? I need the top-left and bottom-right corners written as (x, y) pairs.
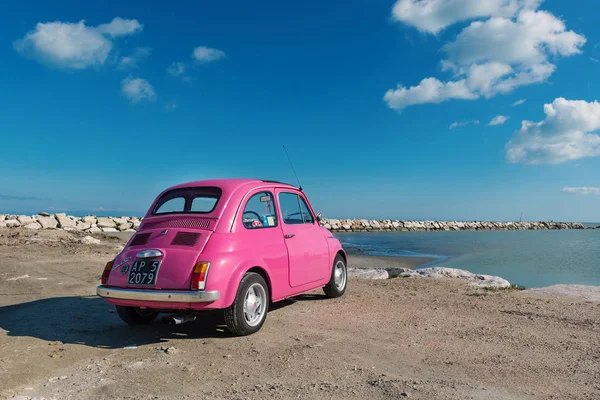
top-left (96, 285), bottom-right (220, 303)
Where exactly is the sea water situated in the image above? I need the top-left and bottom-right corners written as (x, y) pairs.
top-left (335, 228), bottom-right (600, 288)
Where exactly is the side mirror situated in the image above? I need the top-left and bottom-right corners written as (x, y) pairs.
top-left (316, 212), bottom-right (322, 223)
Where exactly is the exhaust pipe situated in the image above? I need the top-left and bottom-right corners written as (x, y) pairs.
top-left (162, 313), bottom-right (197, 325)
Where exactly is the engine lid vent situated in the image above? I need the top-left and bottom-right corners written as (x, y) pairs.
top-left (141, 218), bottom-right (212, 230)
top-left (129, 232), bottom-right (152, 246)
top-left (171, 232), bottom-right (200, 247)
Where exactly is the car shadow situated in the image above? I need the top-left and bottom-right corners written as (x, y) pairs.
top-left (0, 292), bottom-right (331, 349)
top-left (0, 296), bottom-right (232, 349)
top-left (269, 292), bottom-right (330, 312)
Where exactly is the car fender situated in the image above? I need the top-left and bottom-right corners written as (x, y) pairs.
top-left (327, 235), bottom-right (347, 270)
top-left (210, 254), bottom-right (274, 308)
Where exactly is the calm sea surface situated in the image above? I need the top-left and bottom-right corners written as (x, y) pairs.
top-left (335, 228), bottom-right (600, 288)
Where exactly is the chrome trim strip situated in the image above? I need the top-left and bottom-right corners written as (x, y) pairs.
top-left (96, 286), bottom-right (220, 303)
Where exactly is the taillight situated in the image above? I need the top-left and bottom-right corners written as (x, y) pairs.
top-left (191, 262), bottom-right (210, 290)
top-left (101, 261), bottom-right (114, 285)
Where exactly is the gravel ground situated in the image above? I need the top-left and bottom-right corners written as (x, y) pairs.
top-left (1, 229), bottom-right (599, 400)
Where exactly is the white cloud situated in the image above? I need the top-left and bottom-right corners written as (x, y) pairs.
top-left (96, 17), bottom-right (142, 37)
top-left (561, 187), bottom-right (600, 195)
top-left (386, 5), bottom-right (585, 110)
top-left (384, 77), bottom-right (477, 109)
top-left (167, 62), bottom-right (186, 76)
top-left (490, 115), bottom-right (510, 125)
top-left (506, 98), bottom-right (600, 164)
top-left (443, 11), bottom-right (585, 66)
top-left (192, 46), bottom-right (226, 62)
top-left (449, 119), bottom-right (479, 129)
top-left (14, 18), bottom-right (143, 70)
top-left (118, 46), bottom-right (151, 69)
top-left (450, 121), bottom-right (468, 129)
top-left (591, 57), bottom-right (600, 64)
top-left (392, 0), bottom-right (541, 34)
top-left (512, 98), bottom-right (527, 106)
top-left (121, 77), bottom-right (156, 103)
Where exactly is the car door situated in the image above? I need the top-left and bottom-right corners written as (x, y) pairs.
top-left (276, 190), bottom-right (330, 288)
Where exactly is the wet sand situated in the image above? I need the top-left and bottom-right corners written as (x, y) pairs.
top-left (347, 254), bottom-right (436, 270)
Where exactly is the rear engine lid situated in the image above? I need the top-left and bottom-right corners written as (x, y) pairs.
top-left (108, 217), bottom-right (217, 290)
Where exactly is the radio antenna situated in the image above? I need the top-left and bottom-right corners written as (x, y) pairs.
top-left (282, 145), bottom-right (303, 191)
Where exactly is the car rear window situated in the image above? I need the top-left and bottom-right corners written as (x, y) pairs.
top-left (152, 187), bottom-right (222, 215)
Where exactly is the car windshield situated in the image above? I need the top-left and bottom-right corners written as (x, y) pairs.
top-left (152, 187), bottom-right (222, 215)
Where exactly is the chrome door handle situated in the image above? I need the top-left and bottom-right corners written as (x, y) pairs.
top-left (284, 234), bottom-right (295, 239)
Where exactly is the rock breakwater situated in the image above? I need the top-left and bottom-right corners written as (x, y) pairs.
top-left (321, 218), bottom-right (584, 232)
top-left (0, 213), bottom-right (141, 233)
top-left (0, 213), bottom-right (585, 233)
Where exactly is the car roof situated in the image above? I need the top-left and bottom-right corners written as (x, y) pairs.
top-left (164, 178), bottom-right (299, 192)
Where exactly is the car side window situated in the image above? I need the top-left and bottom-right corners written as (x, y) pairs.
top-left (279, 192), bottom-right (306, 225)
top-left (242, 191), bottom-right (278, 229)
top-left (298, 196), bottom-right (314, 224)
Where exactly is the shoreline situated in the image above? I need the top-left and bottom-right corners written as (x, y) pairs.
top-left (348, 254), bottom-right (437, 270)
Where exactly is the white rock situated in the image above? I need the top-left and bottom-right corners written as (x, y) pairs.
top-left (37, 216), bottom-right (58, 229)
top-left (0, 215), bottom-right (5, 222)
top-left (132, 220), bottom-right (141, 229)
top-left (38, 211), bottom-right (52, 217)
top-left (80, 236), bottom-right (101, 245)
top-left (469, 274), bottom-right (511, 288)
top-left (82, 215), bottom-right (97, 224)
top-left (88, 227), bottom-right (102, 234)
top-left (23, 222), bottom-right (41, 230)
top-left (97, 217), bottom-right (116, 228)
top-left (0, 222), bottom-right (6, 228)
top-left (101, 227), bottom-right (118, 232)
top-left (113, 217), bottom-right (128, 225)
top-left (55, 213), bottom-right (67, 218)
top-left (5, 219), bottom-right (21, 228)
top-left (347, 268), bottom-right (389, 280)
top-left (56, 215), bottom-right (76, 229)
top-left (17, 215), bottom-right (36, 225)
top-left (76, 221), bottom-right (92, 231)
top-left (413, 267), bottom-right (510, 288)
top-left (118, 222), bottom-right (133, 231)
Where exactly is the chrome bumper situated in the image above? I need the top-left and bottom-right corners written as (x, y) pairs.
top-left (96, 286), bottom-right (220, 303)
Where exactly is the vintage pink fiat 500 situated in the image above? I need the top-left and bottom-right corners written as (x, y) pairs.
top-left (97, 178), bottom-right (347, 335)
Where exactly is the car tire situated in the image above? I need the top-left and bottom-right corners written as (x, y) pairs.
top-left (323, 254), bottom-right (347, 298)
top-left (224, 272), bottom-right (269, 336)
top-left (115, 306), bottom-right (159, 325)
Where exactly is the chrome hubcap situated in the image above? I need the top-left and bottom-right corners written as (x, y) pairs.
top-left (243, 283), bottom-right (266, 327)
top-left (334, 261), bottom-right (347, 291)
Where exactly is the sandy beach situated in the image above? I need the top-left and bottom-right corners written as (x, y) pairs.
top-left (1, 228), bottom-right (599, 399)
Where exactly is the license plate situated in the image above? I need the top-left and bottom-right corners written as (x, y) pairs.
top-left (128, 259), bottom-right (161, 286)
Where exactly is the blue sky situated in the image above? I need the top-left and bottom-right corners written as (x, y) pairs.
top-left (2, 0), bottom-right (600, 221)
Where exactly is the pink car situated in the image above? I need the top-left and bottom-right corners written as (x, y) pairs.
top-left (97, 178), bottom-right (347, 335)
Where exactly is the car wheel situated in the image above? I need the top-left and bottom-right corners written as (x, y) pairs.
top-left (323, 254), bottom-right (347, 298)
top-left (224, 272), bottom-right (269, 336)
top-left (115, 305), bottom-right (159, 325)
